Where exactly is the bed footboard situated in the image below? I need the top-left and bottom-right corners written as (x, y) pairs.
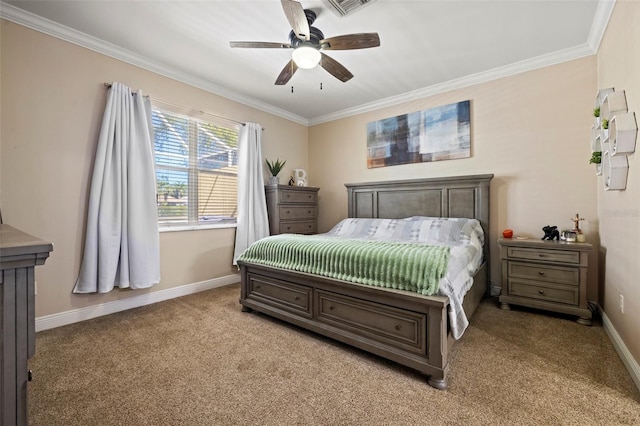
top-left (239, 261), bottom-right (454, 389)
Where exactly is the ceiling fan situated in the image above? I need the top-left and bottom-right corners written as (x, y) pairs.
top-left (229, 0), bottom-right (380, 85)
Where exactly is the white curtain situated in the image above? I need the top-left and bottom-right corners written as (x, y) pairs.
top-left (233, 122), bottom-right (270, 265)
top-left (74, 82), bottom-right (161, 293)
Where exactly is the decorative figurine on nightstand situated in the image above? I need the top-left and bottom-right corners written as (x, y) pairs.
top-left (541, 225), bottom-right (560, 240)
top-left (288, 175), bottom-right (295, 186)
top-left (571, 213), bottom-right (586, 242)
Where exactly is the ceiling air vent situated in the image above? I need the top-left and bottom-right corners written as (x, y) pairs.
top-left (322, 0), bottom-right (378, 17)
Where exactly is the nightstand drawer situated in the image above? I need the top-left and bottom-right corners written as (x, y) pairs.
top-left (281, 220), bottom-right (316, 234)
top-left (508, 262), bottom-right (579, 286)
top-left (509, 279), bottom-right (578, 305)
top-left (279, 190), bottom-right (317, 204)
top-left (507, 247), bottom-right (579, 264)
top-left (279, 206), bottom-right (316, 220)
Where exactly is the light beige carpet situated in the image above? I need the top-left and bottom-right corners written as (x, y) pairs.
top-left (29, 283), bottom-right (640, 425)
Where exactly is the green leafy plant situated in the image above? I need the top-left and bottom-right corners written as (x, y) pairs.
top-left (593, 107), bottom-right (600, 118)
top-left (589, 151), bottom-right (602, 165)
top-left (266, 158), bottom-right (286, 176)
top-left (602, 118), bottom-right (609, 130)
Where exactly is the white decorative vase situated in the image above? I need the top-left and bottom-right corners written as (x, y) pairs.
top-left (267, 176), bottom-right (279, 186)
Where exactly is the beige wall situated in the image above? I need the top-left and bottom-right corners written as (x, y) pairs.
top-left (596, 1), bottom-right (640, 365)
top-left (309, 57), bottom-right (599, 299)
top-left (0, 21), bottom-right (308, 317)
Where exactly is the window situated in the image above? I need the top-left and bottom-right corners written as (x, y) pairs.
top-left (151, 108), bottom-right (239, 227)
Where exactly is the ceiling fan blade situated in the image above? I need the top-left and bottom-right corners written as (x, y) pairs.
top-left (281, 0), bottom-right (310, 41)
top-left (230, 41), bottom-right (291, 49)
top-left (320, 33), bottom-right (380, 50)
top-left (275, 60), bottom-right (299, 85)
top-left (320, 53), bottom-right (353, 83)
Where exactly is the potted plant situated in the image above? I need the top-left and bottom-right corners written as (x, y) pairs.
top-left (602, 118), bottom-right (609, 130)
top-left (266, 158), bottom-right (286, 185)
top-left (593, 107), bottom-right (600, 118)
top-left (589, 151), bottom-right (601, 164)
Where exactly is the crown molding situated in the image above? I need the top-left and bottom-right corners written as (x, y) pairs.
top-left (587, 0), bottom-right (616, 52)
top-left (0, 2), bottom-right (310, 126)
top-left (309, 43), bottom-right (595, 125)
top-left (309, 0), bottom-right (615, 125)
top-left (2, 0), bottom-right (614, 128)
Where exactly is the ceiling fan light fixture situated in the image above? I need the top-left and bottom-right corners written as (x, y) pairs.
top-left (292, 45), bottom-right (321, 69)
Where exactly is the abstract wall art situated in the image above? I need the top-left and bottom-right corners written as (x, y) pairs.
top-left (367, 100), bottom-right (471, 168)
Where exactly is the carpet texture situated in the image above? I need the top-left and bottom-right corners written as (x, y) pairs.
top-left (29, 283), bottom-right (640, 425)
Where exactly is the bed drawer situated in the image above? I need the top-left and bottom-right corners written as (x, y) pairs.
top-left (316, 290), bottom-right (426, 355)
top-left (508, 262), bottom-right (579, 286)
top-left (508, 279), bottom-right (578, 305)
top-left (280, 220), bottom-right (317, 234)
top-left (247, 275), bottom-right (312, 316)
top-left (507, 247), bottom-right (579, 264)
top-left (279, 189), bottom-right (317, 204)
top-left (279, 206), bottom-right (316, 220)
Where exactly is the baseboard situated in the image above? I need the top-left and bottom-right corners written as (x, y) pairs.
top-left (601, 310), bottom-right (640, 392)
top-left (35, 274), bottom-right (240, 332)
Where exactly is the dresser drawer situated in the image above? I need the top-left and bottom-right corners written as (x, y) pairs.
top-left (316, 290), bottom-right (426, 355)
top-left (279, 190), bottom-right (317, 204)
top-left (279, 206), bottom-right (316, 220)
top-left (247, 275), bottom-right (312, 316)
top-left (280, 220), bottom-right (316, 234)
top-left (509, 279), bottom-right (578, 305)
top-left (508, 262), bottom-right (579, 286)
top-left (507, 247), bottom-right (579, 264)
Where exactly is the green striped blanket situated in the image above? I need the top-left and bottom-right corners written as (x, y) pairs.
top-left (238, 235), bottom-right (450, 296)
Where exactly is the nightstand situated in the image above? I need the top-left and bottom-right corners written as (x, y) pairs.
top-left (498, 238), bottom-right (592, 325)
top-left (265, 185), bottom-right (319, 235)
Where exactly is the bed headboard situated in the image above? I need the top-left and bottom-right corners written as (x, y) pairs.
top-left (345, 174), bottom-right (493, 259)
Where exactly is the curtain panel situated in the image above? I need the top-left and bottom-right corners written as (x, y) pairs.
top-left (74, 82), bottom-right (160, 293)
top-left (233, 123), bottom-right (269, 265)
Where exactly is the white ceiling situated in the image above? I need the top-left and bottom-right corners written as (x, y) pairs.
top-left (2, 1), bottom-right (612, 125)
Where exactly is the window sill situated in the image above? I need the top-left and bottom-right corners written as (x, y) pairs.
top-left (159, 222), bottom-right (237, 233)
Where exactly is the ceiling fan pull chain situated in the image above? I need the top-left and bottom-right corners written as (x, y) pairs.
top-left (320, 82), bottom-right (323, 90)
top-left (291, 86), bottom-right (294, 93)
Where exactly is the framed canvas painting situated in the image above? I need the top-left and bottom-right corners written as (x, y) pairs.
top-left (367, 100), bottom-right (471, 168)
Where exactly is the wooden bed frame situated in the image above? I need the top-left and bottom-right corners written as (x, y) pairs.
top-left (238, 174), bottom-right (493, 389)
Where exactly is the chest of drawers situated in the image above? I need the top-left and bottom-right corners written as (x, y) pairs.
top-left (498, 238), bottom-right (592, 325)
top-left (265, 184), bottom-right (319, 235)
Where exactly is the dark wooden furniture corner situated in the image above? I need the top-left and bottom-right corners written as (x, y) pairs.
top-left (1, 225), bottom-right (53, 426)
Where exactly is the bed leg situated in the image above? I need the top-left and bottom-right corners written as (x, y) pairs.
top-left (427, 376), bottom-right (448, 390)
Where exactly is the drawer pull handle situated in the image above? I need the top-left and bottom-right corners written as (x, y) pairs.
top-left (308, 225), bottom-right (312, 228)
top-left (308, 210), bottom-right (311, 214)
top-left (256, 285), bottom-right (261, 289)
top-left (538, 271), bottom-right (545, 276)
top-left (287, 226), bottom-right (291, 230)
top-left (294, 296), bottom-right (300, 301)
top-left (538, 254), bottom-right (545, 257)
top-left (287, 210), bottom-right (290, 214)
top-left (395, 324), bottom-right (401, 331)
top-left (287, 194), bottom-right (290, 198)
top-left (329, 305), bottom-right (334, 311)
top-left (538, 290), bottom-right (545, 295)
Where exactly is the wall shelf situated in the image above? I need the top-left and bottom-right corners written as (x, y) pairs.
top-left (602, 148), bottom-right (629, 191)
top-left (608, 112), bottom-right (637, 156)
top-left (593, 88), bottom-right (635, 190)
top-left (601, 90), bottom-right (628, 121)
